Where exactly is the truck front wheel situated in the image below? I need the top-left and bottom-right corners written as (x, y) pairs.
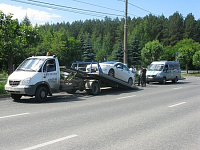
top-left (11, 94), bottom-right (22, 101)
top-left (35, 86), bottom-right (48, 102)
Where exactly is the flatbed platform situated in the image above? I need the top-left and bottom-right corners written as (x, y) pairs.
top-left (60, 65), bottom-right (138, 90)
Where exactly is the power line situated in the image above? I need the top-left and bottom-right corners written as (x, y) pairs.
top-left (128, 2), bottom-right (158, 16)
top-left (117, 0), bottom-right (158, 16)
top-left (73, 0), bottom-right (124, 13)
top-left (10, 0), bottom-right (124, 18)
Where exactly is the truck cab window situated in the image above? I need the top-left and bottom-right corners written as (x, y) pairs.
top-left (43, 59), bottom-right (56, 72)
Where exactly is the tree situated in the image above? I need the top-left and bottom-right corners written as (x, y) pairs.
top-left (82, 34), bottom-right (95, 62)
top-left (193, 51), bottom-right (200, 69)
top-left (160, 45), bottom-right (176, 61)
top-left (128, 35), bottom-right (141, 67)
top-left (0, 11), bottom-right (39, 74)
top-left (141, 40), bottom-right (164, 65)
top-left (21, 14), bottom-right (31, 26)
top-left (165, 12), bottom-right (184, 46)
top-left (112, 41), bottom-right (123, 62)
top-left (175, 38), bottom-right (200, 73)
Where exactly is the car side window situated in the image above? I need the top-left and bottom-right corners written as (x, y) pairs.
top-left (123, 65), bottom-right (129, 71)
top-left (115, 63), bottom-right (123, 69)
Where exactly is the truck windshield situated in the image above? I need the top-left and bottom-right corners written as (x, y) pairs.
top-left (17, 58), bottom-right (45, 72)
top-left (148, 64), bottom-right (164, 71)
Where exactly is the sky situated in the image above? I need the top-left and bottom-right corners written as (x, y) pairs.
top-left (0, 0), bottom-right (199, 25)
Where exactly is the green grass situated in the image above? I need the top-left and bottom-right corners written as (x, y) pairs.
top-left (0, 81), bottom-right (7, 95)
top-left (0, 72), bottom-right (8, 78)
top-left (0, 72), bottom-right (8, 95)
top-left (182, 73), bottom-right (200, 77)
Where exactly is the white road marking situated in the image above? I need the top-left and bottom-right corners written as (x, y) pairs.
top-left (117, 95), bottom-right (136, 99)
top-left (0, 113), bottom-right (30, 119)
top-left (173, 87), bottom-right (183, 90)
top-left (168, 102), bottom-right (186, 108)
top-left (21, 134), bottom-right (78, 150)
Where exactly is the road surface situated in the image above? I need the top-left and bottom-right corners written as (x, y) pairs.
top-left (0, 76), bottom-right (199, 150)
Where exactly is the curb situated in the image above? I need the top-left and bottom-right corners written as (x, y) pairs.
top-left (0, 94), bottom-right (10, 99)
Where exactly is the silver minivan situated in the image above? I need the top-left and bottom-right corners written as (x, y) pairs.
top-left (146, 61), bottom-right (181, 84)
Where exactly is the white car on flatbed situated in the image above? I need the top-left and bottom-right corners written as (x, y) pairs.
top-left (87, 61), bottom-right (135, 85)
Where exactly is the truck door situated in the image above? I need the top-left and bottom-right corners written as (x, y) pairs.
top-left (43, 59), bottom-right (59, 91)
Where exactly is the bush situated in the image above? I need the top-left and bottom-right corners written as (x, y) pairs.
top-left (0, 81), bottom-right (7, 95)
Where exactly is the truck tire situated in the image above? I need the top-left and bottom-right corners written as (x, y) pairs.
top-left (35, 86), bottom-right (48, 102)
top-left (11, 94), bottom-right (22, 101)
top-left (86, 82), bottom-right (100, 95)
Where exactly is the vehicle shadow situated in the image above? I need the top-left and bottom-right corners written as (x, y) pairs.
top-left (13, 87), bottom-right (141, 104)
top-left (148, 80), bottom-right (191, 85)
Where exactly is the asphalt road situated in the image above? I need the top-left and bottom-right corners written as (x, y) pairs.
top-left (0, 76), bottom-right (199, 150)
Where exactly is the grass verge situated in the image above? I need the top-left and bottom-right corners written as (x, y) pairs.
top-left (0, 81), bottom-right (7, 95)
top-left (182, 73), bottom-right (200, 77)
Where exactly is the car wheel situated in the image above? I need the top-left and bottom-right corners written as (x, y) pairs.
top-left (108, 69), bottom-right (115, 77)
top-left (128, 78), bottom-right (133, 85)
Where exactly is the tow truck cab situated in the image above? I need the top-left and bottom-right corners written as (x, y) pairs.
top-left (5, 55), bottom-right (60, 101)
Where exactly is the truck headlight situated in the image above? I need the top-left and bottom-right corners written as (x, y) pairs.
top-left (21, 78), bottom-right (31, 85)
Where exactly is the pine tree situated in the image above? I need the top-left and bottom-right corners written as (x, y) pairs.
top-left (21, 14), bottom-right (31, 26)
top-left (128, 35), bottom-right (141, 67)
top-left (113, 41), bottom-right (124, 62)
top-left (82, 34), bottom-right (95, 62)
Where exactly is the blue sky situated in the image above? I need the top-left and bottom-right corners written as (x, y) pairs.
top-left (0, 0), bottom-right (199, 25)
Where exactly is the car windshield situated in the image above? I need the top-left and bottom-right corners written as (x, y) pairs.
top-left (148, 64), bottom-right (164, 71)
top-left (17, 58), bottom-right (45, 72)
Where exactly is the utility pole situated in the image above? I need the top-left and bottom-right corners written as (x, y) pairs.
top-left (124, 0), bottom-right (128, 65)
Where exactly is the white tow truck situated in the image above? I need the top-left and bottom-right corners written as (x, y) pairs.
top-left (5, 53), bottom-right (136, 102)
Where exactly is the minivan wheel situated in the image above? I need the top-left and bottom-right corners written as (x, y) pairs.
top-left (172, 77), bottom-right (178, 83)
top-left (162, 77), bottom-right (166, 84)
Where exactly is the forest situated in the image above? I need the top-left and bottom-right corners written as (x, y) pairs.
top-left (0, 10), bottom-right (200, 74)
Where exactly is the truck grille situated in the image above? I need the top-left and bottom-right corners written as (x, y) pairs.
top-left (9, 80), bottom-right (21, 86)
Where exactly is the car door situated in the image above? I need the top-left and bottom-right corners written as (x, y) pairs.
top-left (114, 63), bottom-right (124, 80)
top-left (122, 64), bottom-right (131, 82)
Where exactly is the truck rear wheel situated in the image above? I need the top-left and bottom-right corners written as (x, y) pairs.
top-left (35, 86), bottom-right (48, 102)
top-left (11, 94), bottom-right (22, 101)
top-left (86, 82), bottom-right (100, 95)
